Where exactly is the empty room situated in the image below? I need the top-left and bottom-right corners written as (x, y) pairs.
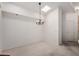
top-left (0, 2), bottom-right (79, 56)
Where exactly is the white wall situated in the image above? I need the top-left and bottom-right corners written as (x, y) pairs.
top-left (44, 8), bottom-right (61, 46)
top-left (0, 3), bottom-right (44, 50)
top-left (2, 12), bottom-right (43, 50)
top-left (0, 5), bottom-right (2, 53)
top-left (63, 13), bottom-right (78, 41)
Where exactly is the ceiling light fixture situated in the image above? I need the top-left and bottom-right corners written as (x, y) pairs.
top-left (36, 2), bottom-right (44, 25)
top-left (42, 5), bottom-right (51, 12)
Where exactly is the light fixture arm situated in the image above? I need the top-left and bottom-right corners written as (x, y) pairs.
top-left (39, 2), bottom-right (41, 20)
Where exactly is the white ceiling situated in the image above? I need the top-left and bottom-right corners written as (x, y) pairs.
top-left (6, 2), bottom-right (79, 14)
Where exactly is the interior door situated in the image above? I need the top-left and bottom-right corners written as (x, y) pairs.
top-left (63, 14), bottom-right (74, 41)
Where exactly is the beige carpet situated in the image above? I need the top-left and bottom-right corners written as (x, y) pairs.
top-left (2, 41), bottom-right (79, 56)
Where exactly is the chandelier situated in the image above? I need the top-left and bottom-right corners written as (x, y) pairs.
top-left (36, 2), bottom-right (44, 25)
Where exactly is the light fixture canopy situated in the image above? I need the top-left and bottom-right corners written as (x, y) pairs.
top-left (41, 5), bottom-right (51, 12)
